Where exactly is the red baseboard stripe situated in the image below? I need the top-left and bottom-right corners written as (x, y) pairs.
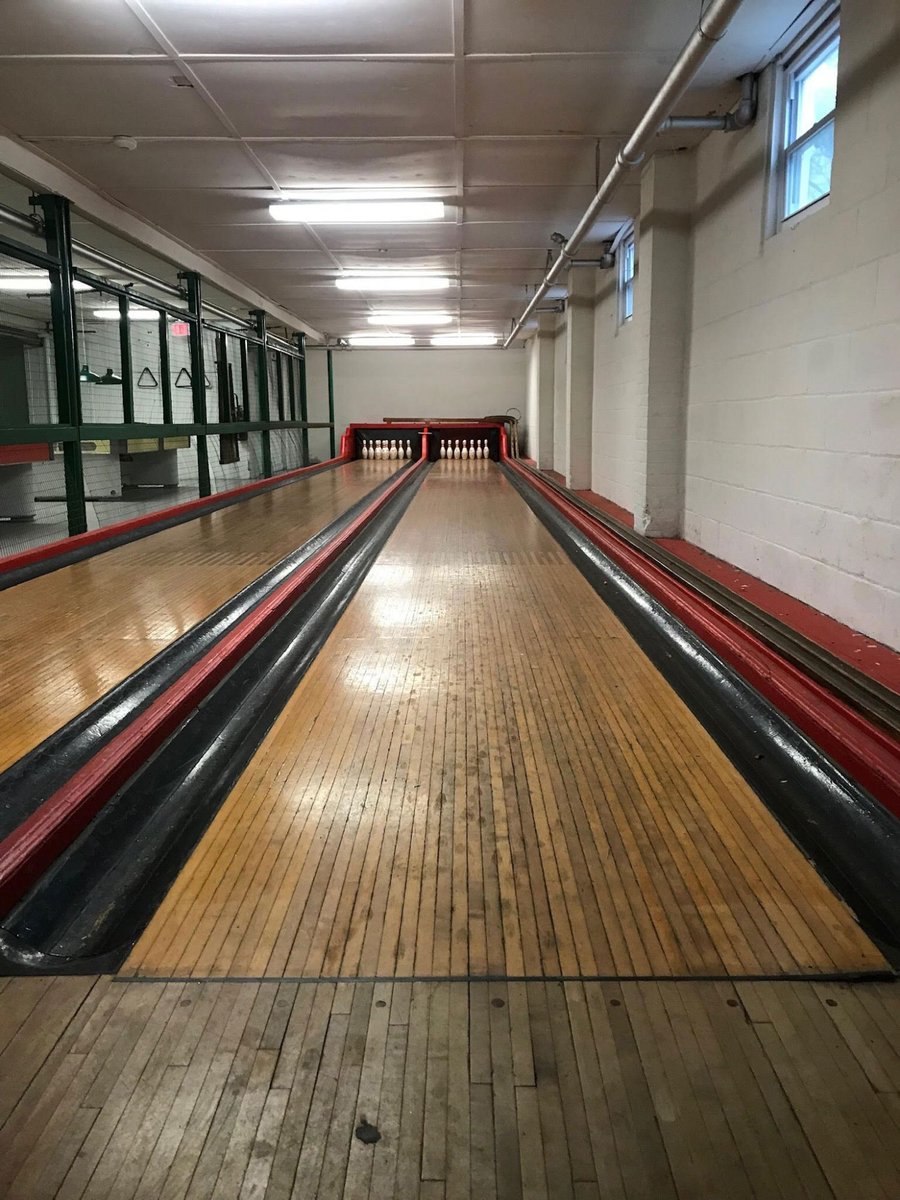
top-left (0, 457), bottom-right (421, 916)
top-left (0, 453), bottom-right (350, 578)
top-left (506, 457), bottom-right (900, 818)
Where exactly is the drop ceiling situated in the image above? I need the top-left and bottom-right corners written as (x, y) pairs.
top-left (0, 0), bottom-right (812, 341)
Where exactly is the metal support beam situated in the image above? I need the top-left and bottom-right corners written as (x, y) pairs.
top-left (158, 311), bottom-right (172, 424)
top-left (34, 194), bottom-right (87, 536)
top-left (118, 293), bottom-right (134, 424)
top-left (251, 309), bottom-right (273, 478)
top-left (296, 332), bottom-right (310, 466)
top-left (326, 349), bottom-right (336, 459)
top-left (182, 272), bottom-right (211, 497)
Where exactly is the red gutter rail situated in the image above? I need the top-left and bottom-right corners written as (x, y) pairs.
top-left (0, 452), bottom-right (350, 578)
top-left (503, 454), bottom-right (900, 819)
top-left (0, 456), bottom-right (423, 916)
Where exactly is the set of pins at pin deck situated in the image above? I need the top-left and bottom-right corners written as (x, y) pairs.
top-left (439, 438), bottom-right (489, 459)
top-left (360, 438), bottom-right (415, 460)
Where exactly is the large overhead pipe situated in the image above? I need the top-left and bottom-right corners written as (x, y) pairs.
top-left (503, 0), bottom-right (747, 348)
top-left (0, 200), bottom-right (41, 236)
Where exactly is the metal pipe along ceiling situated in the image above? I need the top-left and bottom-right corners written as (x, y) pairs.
top-left (503, 0), bottom-right (747, 348)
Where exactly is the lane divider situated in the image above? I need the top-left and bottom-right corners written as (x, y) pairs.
top-left (504, 455), bottom-right (900, 819)
top-left (0, 454), bottom-right (425, 917)
top-left (0, 452), bottom-right (350, 592)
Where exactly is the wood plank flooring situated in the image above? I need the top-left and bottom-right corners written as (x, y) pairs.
top-left (1, 974), bottom-right (899, 1198)
top-left (124, 461), bottom-right (887, 980)
top-left (0, 461), bottom-right (396, 773)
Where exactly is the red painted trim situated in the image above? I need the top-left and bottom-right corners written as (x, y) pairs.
top-left (0, 443), bottom-right (53, 466)
top-left (0, 457), bottom-right (423, 916)
top-left (505, 456), bottom-right (900, 818)
top-left (0, 453), bottom-right (350, 578)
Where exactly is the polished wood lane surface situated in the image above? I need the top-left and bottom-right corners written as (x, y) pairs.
top-left (0, 461), bottom-right (396, 773)
top-left (1, 974), bottom-right (899, 1198)
top-left (125, 461), bottom-right (887, 980)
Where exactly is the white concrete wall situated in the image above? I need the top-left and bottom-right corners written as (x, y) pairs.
top-left (684, 0), bottom-right (900, 647)
top-left (306, 347), bottom-right (526, 438)
top-left (552, 316), bottom-right (567, 472)
top-left (591, 250), bottom-right (648, 514)
top-left (525, 335), bottom-right (540, 461)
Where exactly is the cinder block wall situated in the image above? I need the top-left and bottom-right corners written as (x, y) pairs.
top-left (685, 0), bottom-right (900, 647)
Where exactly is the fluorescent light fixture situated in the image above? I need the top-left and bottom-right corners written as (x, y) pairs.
top-left (368, 311), bottom-right (452, 327)
top-left (348, 335), bottom-right (415, 348)
top-left (335, 274), bottom-right (451, 293)
top-left (283, 188), bottom-right (442, 203)
top-left (92, 307), bottom-right (160, 321)
top-left (269, 199), bottom-right (445, 224)
top-left (431, 334), bottom-right (499, 347)
top-left (0, 275), bottom-right (90, 293)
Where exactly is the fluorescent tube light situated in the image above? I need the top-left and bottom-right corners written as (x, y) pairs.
top-left (431, 334), bottom-right (499, 347)
top-left (92, 307), bottom-right (161, 321)
top-left (348, 335), bottom-right (416, 348)
top-left (367, 311), bottom-right (452, 327)
top-left (335, 275), bottom-right (451, 293)
top-left (269, 200), bottom-right (445, 224)
top-left (0, 275), bottom-right (90, 293)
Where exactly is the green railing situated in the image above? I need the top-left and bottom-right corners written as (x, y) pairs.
top-left (0, 194), bottom-right (332, 543)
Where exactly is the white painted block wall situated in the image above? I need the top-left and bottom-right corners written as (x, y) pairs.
top-left (685, 0), bottom-right (900, 647)
top-left (306, 348), bottom-right (526, 442)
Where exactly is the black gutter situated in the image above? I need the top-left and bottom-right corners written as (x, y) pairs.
top-left (503, 464), bottom-right (900, 963)
top-left (0, 462), bottom-right (430, 974)
top-left (0, 457), bottom-right (346, 593)
top-left (528, 464), bottom-right (900, 738)
top-left (0, 463), bottom-right (407, 843)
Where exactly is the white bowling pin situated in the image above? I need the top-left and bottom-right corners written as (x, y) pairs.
top-left (405, 440), bottom-right (412, 459)
top-left (440, 440), bottom-right (446, 459)
top-left (461, 440), bottom-right (468, 460)
top-left (453, 439), bottom-right (461, 460)
top-left (474, 440), bottom-right (481, 459)
top-left (361, 439), bottom-right (367, 460)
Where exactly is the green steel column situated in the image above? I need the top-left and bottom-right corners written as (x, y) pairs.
top-left (35, 193), bottom-right (87, 536)
top-left (295, 331), bottom-right (309, 465)
top-left (326, 347), bottom-right (336, 459)
top-left (251, 310), bottom-right (273, 478)
top-left (181, 271), bottom-right (211, 497)
top-left (158, 311), bottom-right (172, 424)
top-left (118, 293), bottom-right (134, 423)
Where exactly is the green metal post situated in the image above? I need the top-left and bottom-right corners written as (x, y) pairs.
top-left (118, 293), bottom-right (134, 423)
top-left (326, 348), bottom-right (336, 459)
top-left (181, 271), bottom-right (211, 496)
top-left (274, 350), bottom-right (285, 420)
top-left (158, 310), bottom-right (172, 424)
top-left (295, 332), bottom-right (309, 465)
top-left (251, 310), bottom-right (273, 478)
top-left (35, 193), bottom-right (87, 535)
top-left (287, 354), bottom-right (297, 422)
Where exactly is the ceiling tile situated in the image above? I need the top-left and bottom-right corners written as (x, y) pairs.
top-left (252, 140), bottom-right (457, 189)
top-left (0, 64), bottom-right (224, 137)
top-left (141, 0), bottom-right (453, 54)
top-left (465, 139), bottom-right (602, 187)
top-left (36, 140), bottom-right (266, 189)
top-left (193, 61), bottom-right (455, 137)
top-left (0, 0), bottom-right (159, 54)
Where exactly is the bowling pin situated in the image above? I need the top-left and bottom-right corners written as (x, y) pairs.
top-left (405, 439), bottom-right (412, 459)
top-left (440, 439), bottom-right (446, 459)
top-left (454, 439), bottom-right (461, 460)
top-left (474, 439), bottom-right (481, 459)
top-left (461, 440), bottom-right (468, 460)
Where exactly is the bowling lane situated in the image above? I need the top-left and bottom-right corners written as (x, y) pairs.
top-left (126, 459), bottom-right (887, 981)
top-left (0, 459), bottom-right (397, 772)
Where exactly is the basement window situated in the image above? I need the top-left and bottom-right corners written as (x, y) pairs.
top-left (782, 19), bottom-right (840, 219)
top-left (618, 231), bottom-right (635, 325)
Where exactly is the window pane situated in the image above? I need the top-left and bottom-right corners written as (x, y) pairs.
top-left (794, 41), bottom-right (839, 139)
top-left (785, 119), bottom-right (834, 216)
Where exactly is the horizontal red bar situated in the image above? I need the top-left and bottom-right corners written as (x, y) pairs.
top-left (0, 443), bottom-right (52, 466)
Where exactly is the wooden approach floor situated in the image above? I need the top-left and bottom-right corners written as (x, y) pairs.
top-left (2, 460), bottom-right (898, 1198)
top-left (0, 460), bottom-right (396, 773)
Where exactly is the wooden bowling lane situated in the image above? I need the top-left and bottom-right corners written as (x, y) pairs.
top-left (124, 460), bottom-right (888, 981)
top-left (0, 460), bottom-right (397, 773)
top-left (2, 974), bottom-right (900, 1199)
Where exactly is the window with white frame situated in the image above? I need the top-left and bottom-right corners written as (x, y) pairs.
top-left (618, 231), bottom-right (635, 324)
top-left (782, 18), bottom-right (840, 219)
